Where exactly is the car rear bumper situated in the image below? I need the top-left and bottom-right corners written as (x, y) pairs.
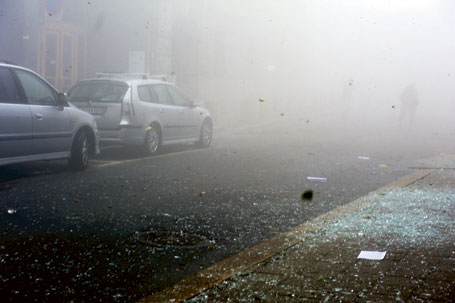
top-left (99, 127), bottom-right (145, 146)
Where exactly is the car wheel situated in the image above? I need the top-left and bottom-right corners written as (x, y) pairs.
top-left (144, 126), bottom-right (160, 155)
top-left (196, 119), bottom-right (212, 148)
top-left (69, 130), bottom-right (90, 171)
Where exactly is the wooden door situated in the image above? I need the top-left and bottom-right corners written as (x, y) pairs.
top-left (39, 23), bottom-right (84, 92)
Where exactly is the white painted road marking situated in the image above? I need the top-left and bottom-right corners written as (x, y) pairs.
top-left (94, 149), bottom-right (209, 168)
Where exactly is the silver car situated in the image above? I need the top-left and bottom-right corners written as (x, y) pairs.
top-left (67, 74), bottom-right (212, 154)
top-left (0, 63), bottom-right (100, 170)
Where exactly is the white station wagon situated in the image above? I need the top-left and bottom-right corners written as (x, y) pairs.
top-left (67, 74), bottom-right (212, 154)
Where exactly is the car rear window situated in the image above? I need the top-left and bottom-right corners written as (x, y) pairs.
top-left (68, 82), bottom-right (128, 103)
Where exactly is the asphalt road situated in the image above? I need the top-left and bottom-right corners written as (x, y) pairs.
top-left (0, 120), bottom-right (450, 302)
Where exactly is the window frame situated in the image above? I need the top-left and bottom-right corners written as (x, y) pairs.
top-left (165, 85), bottom-right (191, 107)
top-left (0, 66), bottom-right (26, 105)
top-left (150, 84), bottom-right (174, 106)
top-left (13, 68), bottom-right (58, 106)
top-left (137, 84), bottom-right (160, 104)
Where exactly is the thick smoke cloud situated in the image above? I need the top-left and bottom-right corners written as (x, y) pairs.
top-left (1, 0), bottom-right (454, 138)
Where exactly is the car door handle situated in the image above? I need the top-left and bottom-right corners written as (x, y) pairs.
top-left (34, 113), bottom-right (44, 120)
top-left (159, 109), bottom-right (165, 114)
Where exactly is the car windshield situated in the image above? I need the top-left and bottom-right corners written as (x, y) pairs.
top-left (67, 82), bottom-right (128, 103)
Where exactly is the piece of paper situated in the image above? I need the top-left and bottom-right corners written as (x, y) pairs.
top-left (357, 156), bottom-right (370, 160)
top-left (307, 177), bottom-right (327, 182)
top-left (357, 250), bottom-right (386, 260)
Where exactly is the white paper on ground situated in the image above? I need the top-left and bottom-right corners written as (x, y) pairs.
top-left (357, 250), bottom-right (386, 260)
top-left (357, 156), bottom-right (370, 160)
top-left (307, 177), bottom-right (327, 182)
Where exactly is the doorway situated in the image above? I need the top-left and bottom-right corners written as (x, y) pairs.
top-left (39, 22), bottom-right (85, 92)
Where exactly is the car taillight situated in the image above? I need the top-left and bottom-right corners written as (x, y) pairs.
top-left (121, 86), bottom-right (135, 116)
top-left (121, 103), bottom-right (133, 116)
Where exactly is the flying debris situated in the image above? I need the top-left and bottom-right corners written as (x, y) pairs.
top-left (301, 190), bottom-right (314, 201)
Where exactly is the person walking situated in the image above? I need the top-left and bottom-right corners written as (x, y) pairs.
top-left (399, 83), bottom-right (419, 128)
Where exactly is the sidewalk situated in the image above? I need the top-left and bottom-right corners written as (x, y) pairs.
top-left (143, 166), bottom-right (455, 302)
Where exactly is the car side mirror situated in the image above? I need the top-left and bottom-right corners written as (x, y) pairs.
top-left (57, 93), bottom-right (66, 107)
top-left (192, 99), bottom-right (205, 107)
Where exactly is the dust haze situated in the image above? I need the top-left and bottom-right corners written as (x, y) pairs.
top-left (1, 0), bottom-right (455, 152)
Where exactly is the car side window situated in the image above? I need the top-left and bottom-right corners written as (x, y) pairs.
top-left (138, 85), bottom-right (159, 103)
top-left (15, 70), bottom-right (57, 106)
top-left (0, 67), bottom-right (22, 104)
top-left (166, 86), bottom-right (190, 106)
top-left (151, 85), bottom-right (173, 105)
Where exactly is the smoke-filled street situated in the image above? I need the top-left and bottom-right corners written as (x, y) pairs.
top-left (1, 120), bottom-right (452, 302)
top-left (2, 0), bottom-right (455, 301)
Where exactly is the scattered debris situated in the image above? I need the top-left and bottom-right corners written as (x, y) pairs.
top-left (65, 216), bottom-right (81, 220)
top-left (307, 177), bottom-right (327, 183)
top-left (280, 113), bottom-right (284, 116)
top-left (258, 98), bottom-right (265, 102)
top-left (301, 190), bottom-right (314, 201)
top-left (357, 251), bottom-right (386, 260)
top-left (133, 230), bottom-right (212, 248)
top-left (378, 163), bottom-right (389, 169)
top-left (392, 105), bottom-right (395, 109)
top-left (7, 209), bottom-right (17, 214)
top-left (199, 191), bottom-right (206, 196)
top-left (357, 156), bottom-right (370, 160)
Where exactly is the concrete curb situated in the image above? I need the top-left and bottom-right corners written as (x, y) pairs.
top-left (138, 168), bottom-right (435, 303)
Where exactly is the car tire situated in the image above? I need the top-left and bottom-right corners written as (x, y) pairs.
top-left (196, 119), bottom-right (212, 148)
top-left (69, 130), bottom-right (90, 171)
top-left (144, 126), bottom-right (160, 155)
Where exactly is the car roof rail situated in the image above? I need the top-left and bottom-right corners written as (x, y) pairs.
top-left (95, 72), bottom-right (173, 82)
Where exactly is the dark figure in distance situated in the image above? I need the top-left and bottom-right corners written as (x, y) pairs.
top-left (399, 83), bottom-right (419, 128)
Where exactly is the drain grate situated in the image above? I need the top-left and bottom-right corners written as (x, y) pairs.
top-left (133, 230), bottom-right (213, 248)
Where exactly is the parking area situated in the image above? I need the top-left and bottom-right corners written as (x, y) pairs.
top-left (0, 143), bottom-right (204, 184)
